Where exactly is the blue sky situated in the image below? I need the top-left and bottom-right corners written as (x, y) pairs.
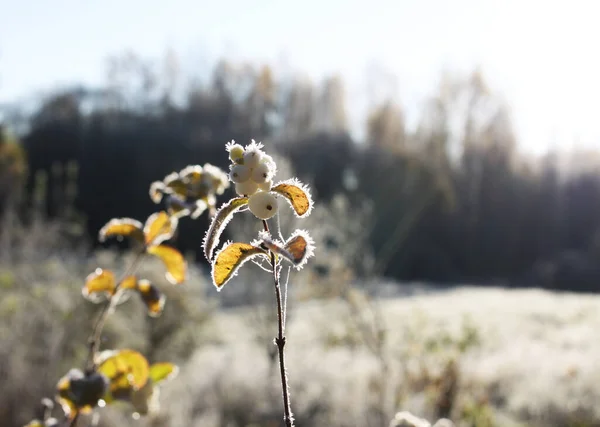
top-left (1, 0), bottom-right (599, 155)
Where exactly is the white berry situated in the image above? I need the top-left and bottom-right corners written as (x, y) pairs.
top-left (251, 162), bottom-right (271, 184)
top-left (235, 180), bottom-right (259, 196)
top-left (243, 148), bottom-right (263, 168)
top-left (258, 179), bottom-right (273, 191)
top-left (229, 164), bottom-right (251, 183)
top-left (228, 144), bottom-right (245, 163)
top-left (248, 191), bottom-right (279, 220)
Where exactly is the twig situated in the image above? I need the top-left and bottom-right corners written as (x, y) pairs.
top-left (263, 219), bottom-right (294, 427)
top-left (68, 411), bottom-right (80, 427)
top-left (85, 249), bottom-right (146, 372)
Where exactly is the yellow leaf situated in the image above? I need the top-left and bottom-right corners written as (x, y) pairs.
top-left (98, 218), bottom-right (144, 243)
top-left (136, 279), bottom-right (165, 317)
top-left (179, 164), bottom-right (203, 184)
top-left (211, 242), bottom-right (267, 289)
top-left (144, 211), bottom-right (177, 246)
top-left (146, 245), bottom-right (186, 284)
top-left (56, 395), bottom-right (78, 420)
top-left (149, 362), bottom-right (179, 384)
top-left (272, 179), bottom-right (313, 218)
top-left (23, 420), bottom-right (45, 427)
top-left (97, 349), bottom-right (150, 396)
top-left (202, 197), bottom-right (249, 261)
top-left (149, 181), bottom-right (166, 203)
top-left (119, 275), bottom-right (138, 290)
top-left (163, 172), bottom-right (188, 198)
top-left (82, 268), bottom-right (116, 302)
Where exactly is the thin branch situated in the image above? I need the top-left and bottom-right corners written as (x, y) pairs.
top-left (263, 219), bottom-right (294, 427)
top-left (67, 411), bottom-right (80, 427)
top-left (85, 248), bottom-right (146, 372)
top-left (282, 265), bottom-right (291, 332)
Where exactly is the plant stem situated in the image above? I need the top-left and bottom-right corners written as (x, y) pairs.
top-left (263, 219), bottom-right (293, 427)
top-left (85, 249), bottom-right (146, 372)
top-left (68, 411), bottom-right (80, 427)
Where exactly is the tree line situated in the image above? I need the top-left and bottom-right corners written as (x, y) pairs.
top-left (2, 51), bottom-right (600, 292)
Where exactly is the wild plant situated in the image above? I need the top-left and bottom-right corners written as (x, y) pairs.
top-left (23, 161), bottom-right (230, 427)
top-left (24, 139), bottom-right (315, 427)
top-left (202, 140), bottom-right (315, 427)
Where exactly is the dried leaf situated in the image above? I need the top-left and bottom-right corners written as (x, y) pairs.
top-left (149, 362), bottom-right (179, 384)
top-left (163, 172), bottom-right (188, 198)
top-left (202, 197), bottom-right (249, 261)
top-left (211, 242), bottom-right (267, 289)
top-left (97, 349), bottom-right (150, 397)
top-left (56, 369), bottom-right (107, 417)
top-left (82, 268), bottom-right (116, 302)
top-left (149, 181), bottom-right (166, 203)
top-left (98, 218), bottom-right (144, 243)
top-left (179, 165), bottom-right (203, 184)
top-left (165, 194), bottom-right (192, 218)
top-left (284, 229), bottom-right (316, 269)
top-left (146, 244), bottom-right (186, 284)
top-left (136, 279), bottom-right (165, 317)
top-left (259, 237), bottom-right (295, 264)
top-left (272, 178), bottom-right (313, 218)
top-left (144, 211), bottom-right (177, 246)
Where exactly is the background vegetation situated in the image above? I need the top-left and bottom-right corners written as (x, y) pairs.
top-left (2, 50), bottom-right (600, 426)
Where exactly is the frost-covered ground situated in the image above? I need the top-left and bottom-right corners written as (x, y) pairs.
top-left (160, 286), bottom-right (600, 427)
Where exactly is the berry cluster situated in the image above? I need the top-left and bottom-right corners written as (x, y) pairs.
top-left (226, 140), bottom-right (280, 220)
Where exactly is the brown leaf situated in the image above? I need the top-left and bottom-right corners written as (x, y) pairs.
top-left (136, 279), bottom-right (165, 317)
top-left (284, 230), bottom-right (315, 269)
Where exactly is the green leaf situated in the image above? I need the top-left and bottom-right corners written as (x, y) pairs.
top-left (272, 178), bottom-right (313, 218)
top-left (202, 197), bottom-right (249, 261)
top-left (149, 362), bottom-right (179, 384)
top-left (211, 242), bottom-right (268, 289)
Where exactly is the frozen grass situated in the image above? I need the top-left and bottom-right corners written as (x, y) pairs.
top-left (149, 285), bottom-right (600, 427)
top-left (3, 220), bottom-right (600, 427)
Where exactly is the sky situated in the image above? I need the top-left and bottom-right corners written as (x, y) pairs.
top-left (1, 0), bottom-right (599, 155)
